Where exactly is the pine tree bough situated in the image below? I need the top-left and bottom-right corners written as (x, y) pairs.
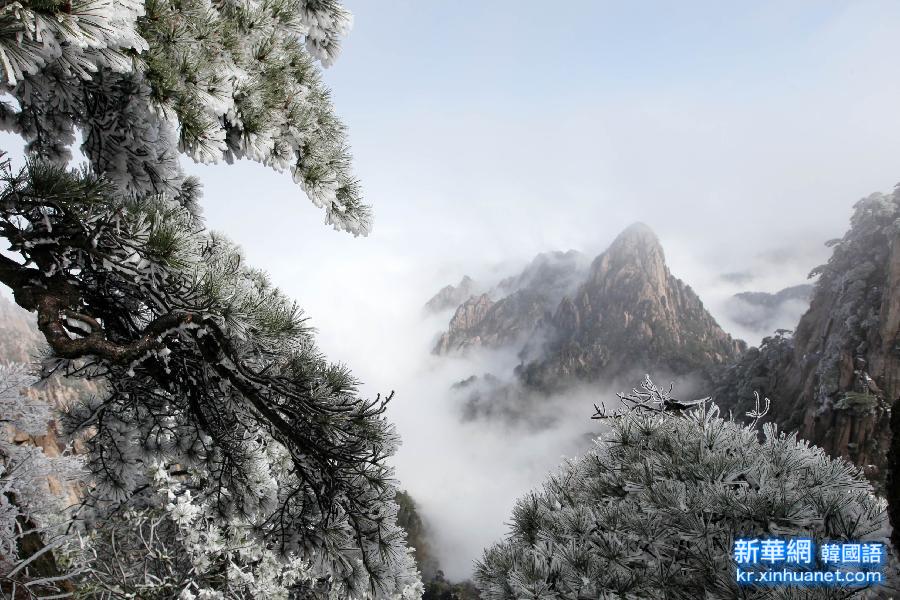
top-left (476, 377), bottom-right (892, 599)
top-left (0, 0), bottom-right (371, 235)
top-left (0, 157), bottom-right (421, 597)
top-left (0, 0), bottom-right (422, 595)
top-left (34, 286), bottom-right (194, 363)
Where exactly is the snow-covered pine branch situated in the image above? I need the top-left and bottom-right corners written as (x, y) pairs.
top-left (476, 377), bottom-right (890, 599)
top-left (75, 461), bottom-right (423, 600)
top-left (0, 0), bottom-right (369, 234)
top-left (0, 0), bottom-right (421, 593)
top-left (0, 157), bottom-right (421, 597)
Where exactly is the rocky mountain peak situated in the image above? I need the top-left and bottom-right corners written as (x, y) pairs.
top-left (605, 222), bottom-right (663, 259)
top-left (610, 221), bottom-right (660, 248)
top-left (519, 223), bottom-right (745, 390)
top-left (432, 224), bottom-right (745, 395)
top-left (587, 222), bottom-right (667, 293)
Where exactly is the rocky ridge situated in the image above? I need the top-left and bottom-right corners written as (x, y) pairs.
top-left (432, 251), bottom-right (588, 355)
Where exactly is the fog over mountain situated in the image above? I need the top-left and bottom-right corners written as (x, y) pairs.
top-left (386, 222), bottom-right (806, 577)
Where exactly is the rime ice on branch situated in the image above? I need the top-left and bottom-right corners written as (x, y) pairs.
top-left (0, 0), bottom-right (369, 234)
top-left (0, 0), bottom-right (422, 596)
top-left (476, 378), bottom-right (887, 599)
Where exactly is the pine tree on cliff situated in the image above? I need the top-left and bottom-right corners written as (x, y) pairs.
top-left (0, 1), bottom-right (422, 597)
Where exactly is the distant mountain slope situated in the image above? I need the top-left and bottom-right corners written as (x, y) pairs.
top-left (0, 293), bottom-right (101, 508)
top-left (433, 251), bottom-right (588, 355)
top-left (395, 491), bottom-right (440, 580)
top-left (0, 294), bottom-right (96, 408)
top-left (395, 491), bottom-right (482, 599)
top-left (494, 250), bottom-right (589, 306)
top-left (734, 284), bottom-right (814, 308)
top-left (723, 283), bottom-right (814, 334)
top-left (0, 294), bottom-right (43, 363)
top-left (424, 276), bottom-right (478, 313)
top-left (714, 191), bottom-right (899, 485)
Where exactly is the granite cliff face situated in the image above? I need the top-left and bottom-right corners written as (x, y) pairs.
top-left (519, 223), bottom-right (745, 390)
top-left (434, 224), bottom-right (745, 395)
top-left (715, 192), bottom-right (900, 484)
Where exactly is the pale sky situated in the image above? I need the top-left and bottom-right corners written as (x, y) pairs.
top-left (6, 0), bottom-right (900, 579)
top-left (196, 0), bottom-right (900, 333)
